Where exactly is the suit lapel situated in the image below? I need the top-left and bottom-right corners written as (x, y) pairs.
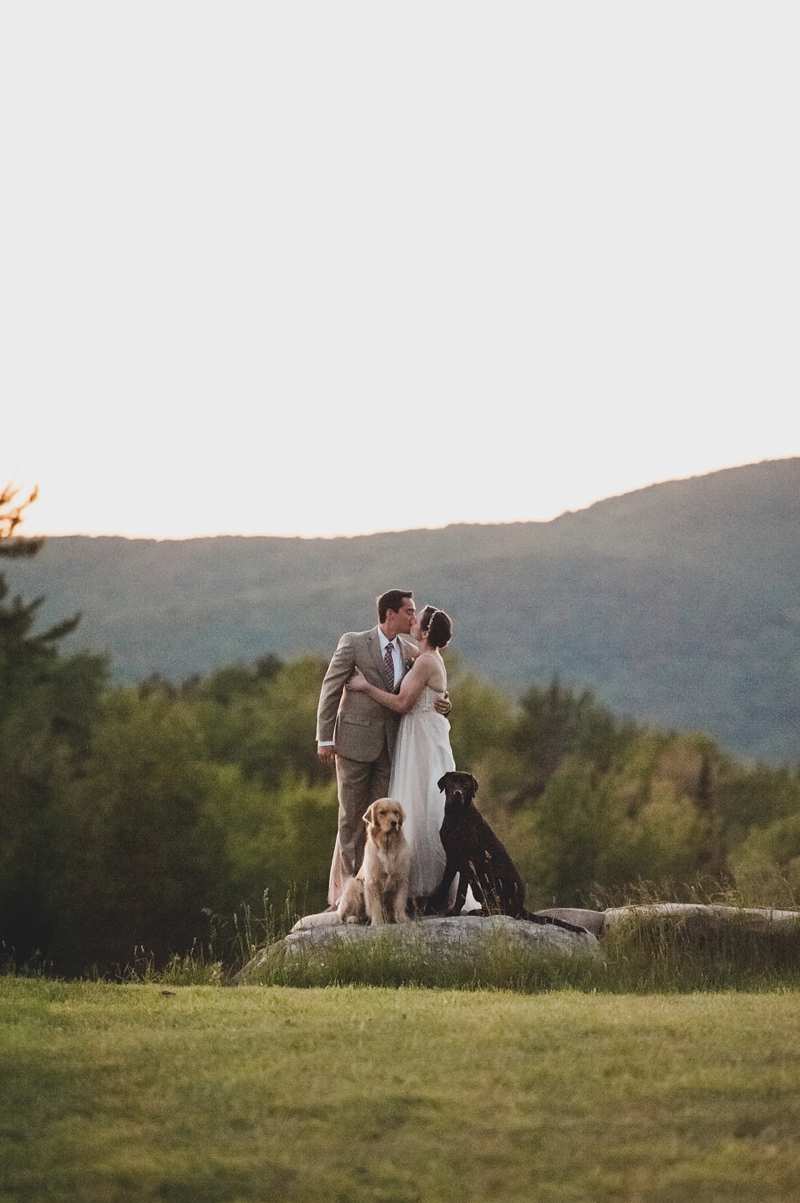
top-left (367, 627), bottom-right (387, 684)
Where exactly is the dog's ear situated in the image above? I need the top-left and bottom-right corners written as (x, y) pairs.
top-left (437, 773), bottom-right (448, 792)
top-left (362, 802), bottom-right (376, 827)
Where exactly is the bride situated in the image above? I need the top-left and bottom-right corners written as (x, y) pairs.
top-left (346, 604), bottom-right (457, 903)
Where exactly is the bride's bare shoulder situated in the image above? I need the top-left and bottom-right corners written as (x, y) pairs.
top-left (406, 650), bottom-right (434, 678)
top-left (415, 651), bottom-right (446, 689)
top-left (413, 650), bottom-right (439, 669)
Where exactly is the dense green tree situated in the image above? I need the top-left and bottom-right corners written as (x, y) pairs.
top-left (447, 659), bottom-right (518, 787)
top-left (730, 813), bottom-right (800, 905)
top-left (510, 729), bottom-right (725, 907)
top-left (511, 677), bottom-right (637, 805)
top-left (59, 689), bottom-right (227, 970)
top-left (51, 657), bottom-right (338, 971)
top-left (193, 655), bottom-right (329, 788)
top-left (0, 642), bottom-right (107, 963)
top-left (0, 484), bottom-right (108, 964)
top-left (716, 764), bottom-right (800, 848)
top-left (518, 765), bottom-right (618, 906)
top-left (188, 656), bottom-right (337, 920)
top-left (205, 767), bottom-right (337, 922)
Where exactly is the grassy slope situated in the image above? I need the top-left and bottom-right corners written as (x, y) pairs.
top-left (9, 458), bottom-right (800, 760)
top-left (2, 979), bottom-right (800, 1202)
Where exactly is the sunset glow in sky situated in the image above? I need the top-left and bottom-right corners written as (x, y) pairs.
top-left (3, 4), bottom-right (798, 540)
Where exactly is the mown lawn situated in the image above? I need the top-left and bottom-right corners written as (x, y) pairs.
top-left (2, 979), bottom-right (799, 1202)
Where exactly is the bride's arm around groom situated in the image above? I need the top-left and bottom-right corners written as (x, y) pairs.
top-left (316, 626), bottom-right (414, 764)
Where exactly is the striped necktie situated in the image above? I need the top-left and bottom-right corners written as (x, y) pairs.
top-left (383, 641), bottom-right (396, 690)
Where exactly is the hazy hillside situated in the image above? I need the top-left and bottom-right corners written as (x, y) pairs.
top-left (8, 458), bottom-right (799, 763)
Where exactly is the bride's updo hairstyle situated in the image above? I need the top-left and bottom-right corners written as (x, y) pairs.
top-left (420, 605), bottom-right (452, 649)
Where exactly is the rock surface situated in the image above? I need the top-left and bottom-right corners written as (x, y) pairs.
top-left (602, 903), bottom-right (800, 932)
top-left (287, 913), bottom-right (601, 952)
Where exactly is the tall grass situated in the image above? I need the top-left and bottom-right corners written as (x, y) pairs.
top-left (588, 873), bottom-right (797, 911)
top-left (600, 908), bottom-right (800, 992)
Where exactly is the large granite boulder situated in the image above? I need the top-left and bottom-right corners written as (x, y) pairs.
top-left (233, 912), bottom-right (602, 984)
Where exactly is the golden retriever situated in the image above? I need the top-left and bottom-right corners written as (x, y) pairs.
top-left (338, 799), bottom-right (411, 926)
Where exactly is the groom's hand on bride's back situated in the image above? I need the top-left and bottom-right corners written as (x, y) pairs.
top-left (435, 692), bottom-right (452, 717)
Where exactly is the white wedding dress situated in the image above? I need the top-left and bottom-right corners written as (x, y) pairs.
top-left (389, 684), bottom-right (455, 898)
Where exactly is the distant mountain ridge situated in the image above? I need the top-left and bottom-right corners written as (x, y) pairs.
top-left (8, 458), bottom-right (799, 763)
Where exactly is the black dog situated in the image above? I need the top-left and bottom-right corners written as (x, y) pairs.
top-left (428, 771), bottom-right (586, 934)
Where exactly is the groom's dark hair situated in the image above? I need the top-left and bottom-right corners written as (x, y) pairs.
top-left (377, 589), bottom-right (413, 622)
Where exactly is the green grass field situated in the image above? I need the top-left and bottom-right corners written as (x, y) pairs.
top-left (2, 979), bottom-right (800, 1202)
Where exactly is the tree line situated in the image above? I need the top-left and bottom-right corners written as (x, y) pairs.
top-left (2, 487), bottom-right (800, 974)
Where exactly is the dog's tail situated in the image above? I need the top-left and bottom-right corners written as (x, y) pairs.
top-left (520, 910), bottom-right (590, 935)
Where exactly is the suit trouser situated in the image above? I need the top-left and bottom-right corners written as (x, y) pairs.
top-left (335, 741), bottom-right (392, 881)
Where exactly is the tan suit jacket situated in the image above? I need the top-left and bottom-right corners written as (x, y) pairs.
top-left (316, 627), bottom-right (418, 762)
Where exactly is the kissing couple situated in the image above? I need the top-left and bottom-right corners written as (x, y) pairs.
top-left (316, 588), bottom-right (471, 912)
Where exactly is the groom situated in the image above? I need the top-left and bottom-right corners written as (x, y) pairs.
top-left (316, 588), bottom-right (450, 899)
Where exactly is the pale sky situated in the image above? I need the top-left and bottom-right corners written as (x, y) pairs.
top-left (2, 3), bottom-right (798, 540)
